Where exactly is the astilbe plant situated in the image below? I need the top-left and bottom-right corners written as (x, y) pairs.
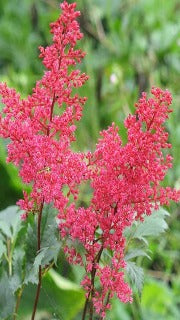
top-left (0, 2), bottom-right (88, 319)
top-left (0, 2), bottom-right (179, 320)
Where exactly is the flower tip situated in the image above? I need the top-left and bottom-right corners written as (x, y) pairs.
top-left (20, 212), bottom-right (27, 221)
top-left (60, 1), bottom-right (77, 10)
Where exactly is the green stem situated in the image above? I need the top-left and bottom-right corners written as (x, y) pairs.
top-left (13, 286), bottom-right (24, 320)
top-left (7, 238), bottom-right (12, 276)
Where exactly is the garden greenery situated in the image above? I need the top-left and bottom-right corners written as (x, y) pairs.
top-left (0, 2), bottom-right (179, 320)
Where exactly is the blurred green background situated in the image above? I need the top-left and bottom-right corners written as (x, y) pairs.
top-left (0, 0), bottom-right (180, 319)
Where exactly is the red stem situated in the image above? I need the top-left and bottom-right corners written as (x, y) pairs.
top-left (31, 202), bottom-right (43, 320)
top-left (81, 245), bottom-right (104, 320)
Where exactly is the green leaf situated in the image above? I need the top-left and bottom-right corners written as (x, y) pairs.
top-left (41, 244), bottom-right (60, 266)
top-left (107, 297), bottom-right (131, 320)
top-left (125, 249), bottom-right (151, 261)
top-left (10, 247), bottom-right (25, 293)
top-left (26, 246), bottom-right (60, 284)
top-left (0, 220), bottom-right (12, 238)
top-left (24, 249), bottom-right (45, 285)
top-left (24, 204), bottom-right (61, 285)
top-left (126, 261), bottom-right (144, 295)
top-left (40, 204), bottom-right (60, 265)
top-left (19, 269), bottom-right (85, 320)
top-left (0, 206), bottom-right (23, 241)
top-left (0, 272), bottom-right (15, 319)
top-left (49, 268), bottom-right (82, 291)
top-left (141, 279), bottom-right (176, 318)
top-left (0, 235), bottom-right (6, 259)
top-left (24, 222), bottom-right (38, 284)
top-left (133, 208), bottom-right (169, 242)
top-left (41, 205), bottom-right (58, 242)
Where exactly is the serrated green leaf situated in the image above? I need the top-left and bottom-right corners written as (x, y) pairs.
top-left (24, 223), bottom-right (38, 284)
top-left (24, 249), bottom-right (45, 285)
top-left (40, 204), bottom-right (60, 265)
top-left (38, 205), bottom-right (61, 265)
top-left (126, 261), bottom-right (144, 295)
top-left (125, 249), bottom-right (151, 261)
top-left (24, 266), bottom-right (38, 285)
top-left (133, 208), bottom-right (169, 241)
top-left (0, 272), bottom-right (15, 318)
top-left (10, 247), bottom-right (25, 293)
top-left (0, 206), bottom-right (23, 241)
top-left (35, 248), bottom-right (49, 267)
top-left (41, 244), bottom-right (61, 266)
top-left (30, 245), bottom-right (60, 279)
top-left (40, 204), bottom-right (59, 248)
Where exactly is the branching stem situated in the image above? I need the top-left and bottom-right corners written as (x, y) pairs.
top-left (81, 245), bottom-right (104, 320)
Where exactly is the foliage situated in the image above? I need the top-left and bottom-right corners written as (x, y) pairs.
top-left (0, 205), bottom-right (175, 319)
top-left (0, 205), bottom-right (85, 319)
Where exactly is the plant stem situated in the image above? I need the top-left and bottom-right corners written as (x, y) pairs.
top-left (7, 238), bottom-right (12, 276)
top-left (99, 291), bottom-right (110, 320)
top-left (81, 245), bottom-right (104, 320)
top-left (89, 267), bottom-right (96, 320)
top-left (13, 286), bottom-right (24, 320)
top-left (82, 292), bottom-right (91, 320)
top-left (89, 246), bottom-right (103, 320)
top-left (31, 202), bottom-right (43, 320)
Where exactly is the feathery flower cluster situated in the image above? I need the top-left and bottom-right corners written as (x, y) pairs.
top-left (0, 1), bottom-right (88, 218)
top-left (0, 2), bottom-right (179, 319)
top-left (60, 88), bottom-right (180, 317)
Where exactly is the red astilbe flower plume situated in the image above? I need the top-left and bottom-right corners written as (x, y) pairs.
top-left (60, 87), bottom-right (180, 318)
top-left (0, 2), bottom-right (179, 319)
top-left (0, 2), bottom-right (88, 217)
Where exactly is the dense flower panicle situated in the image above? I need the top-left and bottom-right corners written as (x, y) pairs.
top-left (0, 2), bottom-right (88, 214)
top-left (60, 88), bottom-right (179, 317)
top-left (0, 2), bottom-right (179, 319)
